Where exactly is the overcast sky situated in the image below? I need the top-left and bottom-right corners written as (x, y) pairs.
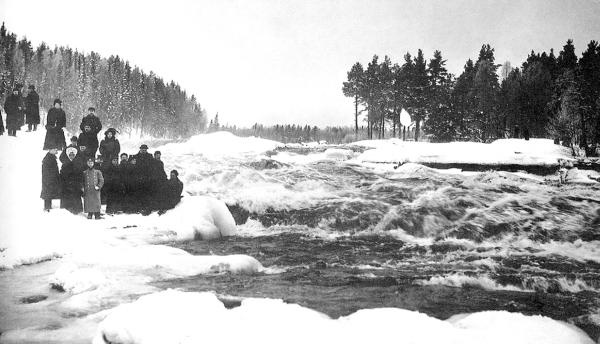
top-left (1, 0), bottom-right (599, 127)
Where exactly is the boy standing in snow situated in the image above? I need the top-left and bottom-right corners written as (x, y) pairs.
top-left (83, 157), bottom-right (104, 219)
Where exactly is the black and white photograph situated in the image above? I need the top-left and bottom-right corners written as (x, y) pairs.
top-left (0, 0), bottom-right (599, 343)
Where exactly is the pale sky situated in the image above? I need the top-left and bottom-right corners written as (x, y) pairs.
top-left (1, 0), bottom-right (599, 127)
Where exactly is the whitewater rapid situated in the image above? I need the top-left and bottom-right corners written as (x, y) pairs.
top-left (0, 130), bottom-right (598, 343)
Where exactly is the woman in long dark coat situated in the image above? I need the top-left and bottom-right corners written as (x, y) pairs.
top-left (25, 85), bottom-right (40, 131)
top-left (60, 147), bottom-right (84, 214)
top-left (99, 128), bottom-right (120, 167)
top-left (43, 99), bottom-right (67, 150)
top-left (41, 148), bottom-right (61, 211)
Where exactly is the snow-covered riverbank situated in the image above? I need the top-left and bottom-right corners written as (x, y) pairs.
top-left (1, 131), bottom-right (597, 343)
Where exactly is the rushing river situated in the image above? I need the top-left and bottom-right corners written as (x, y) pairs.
top-left (1, 133), bottom-right (599, 343)
top-left (163, 144), bottom-right (600, 340)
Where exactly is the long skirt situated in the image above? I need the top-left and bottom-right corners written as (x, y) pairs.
top-left (44, 127), bottom-right (66, 150)
top-left (61, 194), bottom-right (83, 214)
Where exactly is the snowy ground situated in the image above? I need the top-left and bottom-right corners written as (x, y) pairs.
top-left (0, 130), bottom-right (596, 343)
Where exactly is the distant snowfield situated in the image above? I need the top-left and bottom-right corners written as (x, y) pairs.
top-left (350, 138), bottom-right (573, 166)
top-left (0, 130), bottom-right (595, 343)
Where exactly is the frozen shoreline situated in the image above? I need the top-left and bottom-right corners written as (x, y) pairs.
top-left (1, 131), bottom-right (598, 343)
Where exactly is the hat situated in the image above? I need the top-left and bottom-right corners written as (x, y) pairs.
top-left (120, 152), bottom-right (128, 157)
top-left (105, 128), bottom-right (117, 135)
top-left (139, 144), bottom-right (148, 150)
top-left (70, 136), bottom-right (78, 142)
top-left (53, 98), bottom-right (62, 105)
top-left (28, 85), bottom-right (35, 90)
top-left (88, 107), bottom-right (96, 112)
top-left (154, 150), bottom-right (161, 155)
top-left (170, 170), bottom-right (179, 176)
top-left (86, 157), bottom-right (94, 162)
top-left (66, 147), bottom-right (77, 156)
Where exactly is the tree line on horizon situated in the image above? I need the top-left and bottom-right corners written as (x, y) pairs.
top-left (0, 23), bottom-right (207, 138)
top-left (343, 40), bottom-right (600, 155)
top-left (209, 111), bottom-right (366, 144)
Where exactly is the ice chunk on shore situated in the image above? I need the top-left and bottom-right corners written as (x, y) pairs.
top-left (160, 196), bottom-right (238, 240)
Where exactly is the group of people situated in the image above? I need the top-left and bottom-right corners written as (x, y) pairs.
top-left (5, 84), bottom-right (187, 219)
top-left (1, 85), bottom-right (41, 136)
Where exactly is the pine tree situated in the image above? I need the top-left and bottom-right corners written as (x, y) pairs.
top-left (470, 44), bottom-right (500, 141)
top-left (425, 50), bottom-right (454, 141)
top-left (342, 62), bottom-right (365, 135)
top-left (411, 49), bottom-right (428, 141)
top-left (578, 40), bottom-right (600, 153)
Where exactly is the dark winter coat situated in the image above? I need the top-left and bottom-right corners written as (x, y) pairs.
top-left (79, 114), bottom-right (102, 134)
top-left (44, 107), bottom-right (67, 150)
top-left (119, 161), bottom-right (134, 212)
top-left (104, 163), bottom-right (124, 213)
top-left (25, 91), bottom-right (40, 125)
top-left (134, 152), bottom-right (154, 171)
top-left (59, 144), bottom-right (80, 165)
top-left (72, 152), bottom-right (88, 173)
top-left (164, 177), bottom-right (183, 209)
top-left (4, 94), bottom-right (24, 131)
top-left (60, 159), bottom-right (83, 213)
top-left (151, 159), bottom-right (167, 182)
top-left (40, 152), bottom-right (60, 200)
top-left (83, 167), bottom-right (104, 213)
top-left (99, 137), bottom-right (121, 163)
top-left (78, 132), bottom-right (99, 158)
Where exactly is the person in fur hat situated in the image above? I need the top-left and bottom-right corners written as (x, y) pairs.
top-left (99, 128), bottom-right (120, 168)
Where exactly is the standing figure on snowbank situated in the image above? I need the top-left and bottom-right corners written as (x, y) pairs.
top-left (78, 125), bottom-right (99, 158)
top-left (41, 148), bottom-right (61, 211)
top-left (4, 87), bottom-right (24, 136)
top-left (60, 147), bottom-right (84, 214)
top-left (80, 107), bottom-right (102, 136)
top-left (83, 157), bottom-right (104, 219)
top-left (134, 144), bottom-right (154, 214)
top-left (161, 169), bottom-right (183, 212)
top-left (25, 85), bottom-right (40, 131)
top-left (43, 99), bottom-right (67, 150)
top-left (0, 105), bottom-right (4, 135)
top-left (99, 128), bottom-right (120, 167)
top-left (104, 156), bottom-right (124, 214)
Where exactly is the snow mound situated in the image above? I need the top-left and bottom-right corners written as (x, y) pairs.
top-left (157, 131), bottom-right (280, 157)
top-left (93, 290), bottom-right (594, 344)
top-left (352, 138), bottom-right (573, 166)
top-left (160, 196), bottom-right (237, 240)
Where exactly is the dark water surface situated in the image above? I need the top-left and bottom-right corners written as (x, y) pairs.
top-left (157, 148), bottom-right (600, 341)
top-left (1, 143), bottom-right (599, 342)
